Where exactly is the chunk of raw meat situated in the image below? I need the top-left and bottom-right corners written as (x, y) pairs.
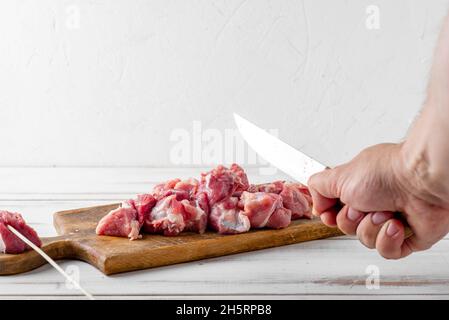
top-left (266, 207), bottom-right (292, 229)
top-left (209, 197), bottom-right (250, 234)
top-left (143, 193), bottom-right (208, 236)
top-left (0, 211), bottom-right (42, 254)
top-left (199, 164), bottom-right (249, 206)
top-left (96, 206), bottom-right (142, 240)
top-left (97, 193), bottom-right (157, 240)
top-left (230, 164), bottom-right (250, 193)
top-left (249, 181), bottom-right (313, 219)
top-left (279, 182), bottom-right (313, 219)
top-left (195, 192), bottom-right (210, 215)
top-left (248, 181), bottom-right (284, 194)
top-left (180, 199), bottom-right (207, 234)
top-left (152, 178), bottom-right (195, 201)
top-left (143, 195), bottom-right (186, 236)
top-left (134, 194), bottom-right (157, 223)
top-left (152, 179), bottom-right (180, 198)
top-left (174, 178), bottom-right (199, 198)
top-left (123, 193), bottom-right (157, 225)
top-left (239, 191), bottom-right (285, 228)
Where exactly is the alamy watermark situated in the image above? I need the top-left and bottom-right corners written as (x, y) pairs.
top-left (65, 4), bottom-right (81, 30)
top-left (366, 5), bottom-right (380, 30)
top-left (65, 264), bottom-right (81, 290)
top-left (365, 264), bottom-right (380, 290)
top-left (169, 120), bottom-right (278, 175)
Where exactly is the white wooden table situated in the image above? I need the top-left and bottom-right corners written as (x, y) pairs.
top-left (0, 167), bottom-right (448, 300)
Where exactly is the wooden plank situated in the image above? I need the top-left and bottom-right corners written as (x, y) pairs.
top-left (1, 240), bottom-right (449, 296)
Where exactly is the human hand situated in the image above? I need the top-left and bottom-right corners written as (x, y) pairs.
top-left (308, 143), bottom-right (449, 259)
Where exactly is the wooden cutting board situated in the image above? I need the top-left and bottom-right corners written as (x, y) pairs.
top-left (0, 203), bottom-right (343, 275)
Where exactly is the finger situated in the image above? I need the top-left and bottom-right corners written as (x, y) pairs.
top-left (375, 219), bottom-right (412, 259)
top-left (308, 168), bottom-right (341, 199)
top-left (309, 186), bottom-right (338, 216)
top-left (356, 211), bottom-right (394, 249)
top-left (320, 207), bottom-right (338, 227)
top-left (308, 168), bottom-right (341, 215)
top-left (336, 206), bottom-right (366, 236)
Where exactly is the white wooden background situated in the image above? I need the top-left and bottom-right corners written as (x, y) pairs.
top-left (1, 167), bottom-right (448, 300)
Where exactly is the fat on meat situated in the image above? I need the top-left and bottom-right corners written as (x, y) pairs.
top-left (0, 211), bottom-right (42, 254)
top-left (209, 197), bottom-right (250, 234)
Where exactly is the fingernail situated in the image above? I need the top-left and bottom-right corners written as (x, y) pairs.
top-left (386, 222), bottom-right (400, 237)
top-left (347, 208), bottom-right (363, 221)
top-left (371, 211), bottom-right (392, 225)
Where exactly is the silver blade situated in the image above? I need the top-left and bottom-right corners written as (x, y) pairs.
top-left (7, 225), bottom-right (94, 300)
top-left (234, 113), bottom-right (326, 184)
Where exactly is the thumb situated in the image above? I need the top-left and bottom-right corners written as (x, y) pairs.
top-left (308, 167), bottom-right (342, 215)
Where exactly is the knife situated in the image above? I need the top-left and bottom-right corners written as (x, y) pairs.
top-left (233, 113), bottom-right (413, 239)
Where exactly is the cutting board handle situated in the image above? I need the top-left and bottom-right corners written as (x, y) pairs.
top-left (0, 236), bottom-right (74, 275)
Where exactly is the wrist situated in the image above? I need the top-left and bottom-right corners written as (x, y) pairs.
top-left (394, 140), bottom-right (448, 207)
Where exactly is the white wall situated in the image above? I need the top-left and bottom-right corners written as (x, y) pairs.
top-left (0, 0), bottom-right (448, 167)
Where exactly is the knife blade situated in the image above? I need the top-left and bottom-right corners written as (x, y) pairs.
top-left (233, 113), bottom-right (326, 184)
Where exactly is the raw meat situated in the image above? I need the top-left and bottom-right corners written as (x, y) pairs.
top-left (230, 163), bottom-right (250, 193)
top-left (153, 178), bottom-right (196, 201)
top-left (143, 195), bottom-right (186, 236)
top-left (195, 192), bottom-right (210, 215)
top-left (266, 207), bottom-right (292, 229)
top-left (239, 191), bottom-right (290, 229)
top-left (199, 164), bottom-right (249, 206)
top-left (123, 194), bottom-right (157, 225)
top-left (0, 211), bottom-right (42, 254)
top-left (279, 182), bottom-right (313, 219)
top-left (96, 164), bottom-right (315, 240)
top-left (96, 193), bottom-right (157, 240)
top-left (174, 178), bottom-right (199, 198)
top-left (96, 207), bottom-right (142, 240)
top-left (143, 193), bottom-right (208, 236)
top-left (180, 199), bottom-right (207, 233)
top-left (248, 181), bottom-right (284, 194)
top-left (152, 179), bottom-right (180, 197)
top-left (209, 197), bottom-right (250, 234)
top-left (249, 181), bottom-right (313, 219)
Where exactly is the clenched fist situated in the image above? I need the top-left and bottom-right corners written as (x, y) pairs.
top-left (308, 143), bottom-right (449, 259)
